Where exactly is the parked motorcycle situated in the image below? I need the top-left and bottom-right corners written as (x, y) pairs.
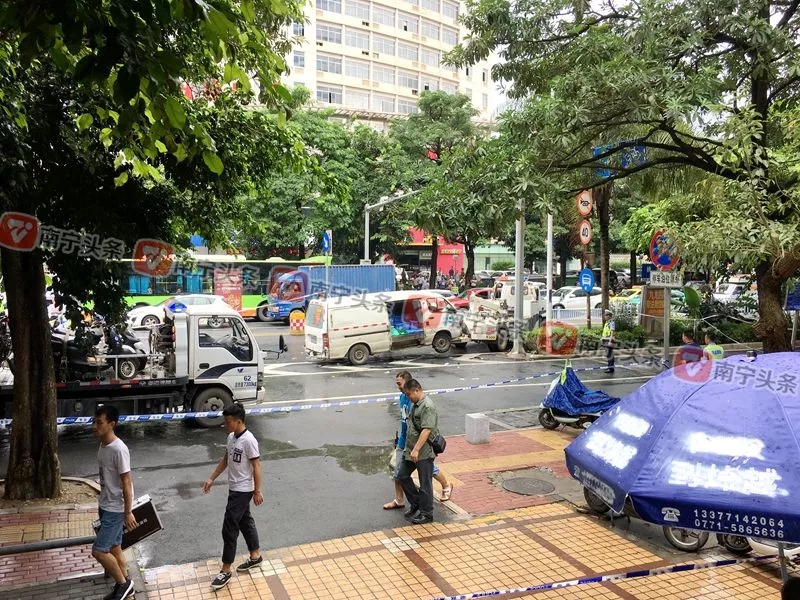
top-left (103, 323), bottom-right (146, 379)
top-left (538, 365), bottom-right (620, 431)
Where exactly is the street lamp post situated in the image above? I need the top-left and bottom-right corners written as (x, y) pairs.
top-left (363, 190), bottom-right (421, 263)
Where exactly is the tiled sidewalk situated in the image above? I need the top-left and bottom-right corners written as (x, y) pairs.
top-left (143, 503), bottom-right (785, 600)
top-left (0, 504), bottom-right (99, 592)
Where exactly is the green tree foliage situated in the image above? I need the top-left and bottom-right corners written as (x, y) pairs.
top-left (451, 0), bottom-right (800, 351)
top-left (0, 0), bottom-right (305, 499)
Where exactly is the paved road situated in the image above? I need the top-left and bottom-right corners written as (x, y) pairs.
top-left (0, 320), bottom-right (656, 570)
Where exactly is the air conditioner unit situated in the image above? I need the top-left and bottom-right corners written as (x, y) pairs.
top-left (373, 82), bottom-right (380, 87)
top-left (317, 41), bottom-right (324, 46)
top-left (420, 64), bottom-right (427, 70)
top-left (362, 79), bottom-right (371, 85)
top-left (421, 36), bottom-right (427, 42)
top-left (373, 52), bottom-right (379, 57)
top-left (412, 61), bottom-right (419, 67)
top-left (373, 23), bottom-right (380, 29)
top-left (362, 20), bottom-right (370, 25)
top-left (412, 33), bottom-right (419, 40)
top-left (411, 89), bottom-right (418, 95)
top-left (412, 5), bottom-right (419, 10)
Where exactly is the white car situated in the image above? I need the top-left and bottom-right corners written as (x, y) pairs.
top-left (127, 294), bottom-right (230, 328)
top-left (551, 286), bottom-right (603, 310)
top-left (430, 289), bottom-right (457, 298)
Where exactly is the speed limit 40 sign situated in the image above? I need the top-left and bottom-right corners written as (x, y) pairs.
top-left (578, 219), bottom-right (593, 245)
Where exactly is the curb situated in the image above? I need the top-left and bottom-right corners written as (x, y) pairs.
top-left (0, 477), bottom-right (100, 514)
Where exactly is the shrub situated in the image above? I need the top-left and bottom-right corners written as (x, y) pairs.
top-left (491, 260), bottom-right (514, 271)
top-left (705, 321), bottom-right (759, 344)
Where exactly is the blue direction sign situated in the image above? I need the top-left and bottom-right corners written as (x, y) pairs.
top-left (578, 268), bottom-right (595, 293)
top-left (321, 230), bottom-right (331, 254)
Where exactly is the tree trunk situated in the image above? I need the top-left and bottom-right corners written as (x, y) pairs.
top-left (464, 241), bottom-right (475, 289)
top-left (754, 257), bottom-right (798, 353)
top-left (2, 247), bottom-right (61, 500)
top-left (428, 235), bottom-right (439, 289)
top-left (629, 251), bottom-right (637, 286)
top-left (596, 183), bottom-right (611, 310)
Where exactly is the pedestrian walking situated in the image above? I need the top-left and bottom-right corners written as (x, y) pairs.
top-left (91, 405), bottom-right (136, 600)
top-left (396, 379), bottom-right (439, 524)
top-left (383, 371), bottom-right (451, 511)
top-left (202, 403), bottom-right (264, 591)
top-left (601, 309), bottom-right (616, 374)
top-left (703, 331), bottom-right (725, 360)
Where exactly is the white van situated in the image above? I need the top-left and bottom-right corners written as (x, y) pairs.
top-left (304, 291), bottom-right (465, 365)
top-left (493, 279), bottom-right (546, 318)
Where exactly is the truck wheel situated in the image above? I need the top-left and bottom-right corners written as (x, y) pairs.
top-left (348, 343), bottom-right (370, 366)
top-left (256, 303), bottom-right (271, 322)
top-left (491, 327), bottom-right (511, 352)
top-left (207, 316), bottom-right (224, 329)
top-left (432, 332), bottom-right (452, 353)
top-left (192, 387), bottom-right (233, 428)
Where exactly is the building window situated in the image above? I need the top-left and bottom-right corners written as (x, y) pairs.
top-left (345, 29), bottom-right (370, 50)
top-left (346, 90), bottom-right (370, 109)
top-left (345, 0), bottom-right (370, 19)
top-left (442, 27), bottom-right (458, 46)
top-left (373, 65), bottom-right (395, 84)
top-left (482, 69), bottom-right (488, 83)
top-left (373, 35), bottom-right (395, 55)
top-left (293, 22), bottom-right (305, 36)
top-left (482, 93), bottom-right (488, 110)
top-left (345, 58), bottom-right (370, 79)
top-left (465, 87), bottom-right (472, 101)
top-left (465, 66), bottom-right (471, 77)
top-left (398, 42), bottom-right (418, 61)
top-left (373, 94), bottom-right (396, 112)
top-left (421, 77), bottom-right (438, 91)
top-left (317, 0), bottom-right (342, 13)
top-left (442, 0), bottom-right (458, 18)
top-left (398, 12), bottom-right (418, 33)
top-left (293, 51), bottom-right (305, 67)
top-left (421, 48), bottom-right (439, 67)
top-left (317, 54), bottom-right (342, 74)
top-left (441, 81), bottom-right (456, 93)
top-left (317, 84), bottom-right (343, 104)
top-left (373, 6), bottom-right (395, 26)
top-left (398, 99), bottom-right (418, 114)
top-left (421, 20), bottom-right (439, 40)
top-left (401, 0), bottom-right (419, 5)
top-left (398, 70), bottom-right (419, 88)
top-left (317, 23), bottom-right (342, 43)
top-left (421, 0), bottom-right (440, 12)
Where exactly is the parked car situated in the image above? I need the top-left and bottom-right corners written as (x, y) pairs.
top-left (713, 282), bottom-right (749, 303)
top-left (430, 289), bottom-right (456, 299)
top-left (449, 287), bottom-right (494, 310)
top-left (551, 286), bottom-right (603, 309)
top-left (127, 294), bottom-right (230, 328)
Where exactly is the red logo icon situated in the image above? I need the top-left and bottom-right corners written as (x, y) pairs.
top-left (536, 322), bottom-right (580, 356)
top-left (0, 212), bottom-right (40, 251)
top-left (132, 239), bottom-right (175, 277)
top-left (671, 347), bottom-right (712, 383)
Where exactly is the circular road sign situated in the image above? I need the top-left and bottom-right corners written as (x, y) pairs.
top-left (578, 267), bottom-right (595, 293)
top-left (577, 190), bottom-right (593, 217)
top-left (649, 229), bottom-right (680, 271)
top-left (578, 220), bottom-right (593, 245)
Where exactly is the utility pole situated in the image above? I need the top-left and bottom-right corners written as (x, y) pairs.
top-left (511, 197), bottom-right (526, 356)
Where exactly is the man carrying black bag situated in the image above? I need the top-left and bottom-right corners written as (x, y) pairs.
top-left (397, 379), bottom-right (442, 525)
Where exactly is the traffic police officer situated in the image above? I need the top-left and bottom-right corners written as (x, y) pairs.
top-left (602, 309), bottom-right (616, 374)
top-left (703, 331), bottom-right (725, 360)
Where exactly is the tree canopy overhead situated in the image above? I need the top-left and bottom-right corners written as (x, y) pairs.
top-left (451, 0), bottom-right (800, 350)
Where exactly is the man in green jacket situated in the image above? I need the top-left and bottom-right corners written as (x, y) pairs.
top-left (397, 379), bottom-right (439, 525)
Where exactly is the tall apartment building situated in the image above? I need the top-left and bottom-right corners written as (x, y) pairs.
top-left (285, 0), bottom-right (498, 127)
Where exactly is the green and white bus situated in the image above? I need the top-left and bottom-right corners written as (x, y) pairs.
top-left (122, 254), bottom-right (325, 321)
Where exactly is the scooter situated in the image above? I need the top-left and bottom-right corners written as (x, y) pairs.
top-left (538, 366), bottom-right (619, 431)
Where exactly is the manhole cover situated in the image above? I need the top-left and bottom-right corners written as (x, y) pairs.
top-left (502, 477), bottom-right (556, 496)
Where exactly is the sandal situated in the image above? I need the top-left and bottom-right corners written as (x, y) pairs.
top-left (440, 487), bottom-right (452, 502)
top-left (383, 499), bottom-right (406, 510)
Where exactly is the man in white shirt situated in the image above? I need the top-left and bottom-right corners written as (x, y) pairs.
top-left (202, 402), bottom-right (264, 591)
top-left (92, 405), bottom-right (136, 600)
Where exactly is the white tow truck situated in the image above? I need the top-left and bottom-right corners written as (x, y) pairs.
top-left (0, 305), bottom-right (285, 428)
top-left (461, 281), bottom-right (546, 352)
